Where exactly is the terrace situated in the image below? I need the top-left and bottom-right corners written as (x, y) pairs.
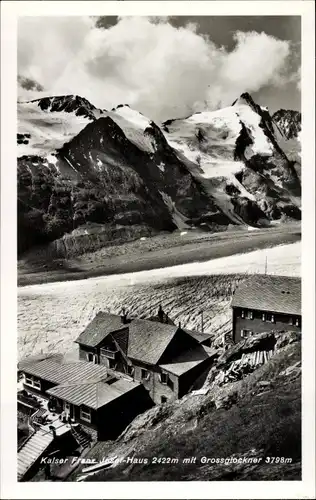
top-left (17, 387), bottom-right (74, 439)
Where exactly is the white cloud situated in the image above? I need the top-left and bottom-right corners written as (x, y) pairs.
top-left (18, 16), bottom-right (297, 121)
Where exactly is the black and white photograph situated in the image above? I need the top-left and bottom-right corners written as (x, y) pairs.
top-left (0, 1), bottom-right (315, 498)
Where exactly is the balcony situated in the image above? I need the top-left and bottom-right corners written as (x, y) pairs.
top-left (100, 347), bottom-right (118, 360)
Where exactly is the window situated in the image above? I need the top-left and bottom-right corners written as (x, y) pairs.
top-left (288, 316), bottom-right (293, 325)
top-left (262, 313), bottom-right (266, 321)
top-left (33, 379), bottom-right (41, 390)
top-left (241, 310), bottom-right (245, 318)
top-left (160, 372), bottom-right (168, 385)
top-left (24, 375), bottom-right (41, 390)
top-left (245, 310), bottom-right (253, 319)
top-left (241, 329), bottom-right (253, 338)
top-left (80, 406), bottom-right (91, 423)
top-left (266, 313), bottom-right (275, 323)
top-left (100, 347), bottom-right (118, 360)
top-left (295, 317), bottom-right (300, 327)
top-left (141, 369), bottom-right (150, 380)
top-left (161, 396), bottom-right (168, 404)
top-left (87, 352), bottom-right (94, 362)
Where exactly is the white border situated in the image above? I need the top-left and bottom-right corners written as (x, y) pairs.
top-left (1, 1), bottom-right (315, 499)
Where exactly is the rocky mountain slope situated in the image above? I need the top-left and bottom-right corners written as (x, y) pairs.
top-left (272, 109), bottom-right (301, 140)
top-left (70, 330), bottom-right (301, 482)
top-left (17, 93), bottom-right (301, 255)
top-left (272, 108), bottom-right (301, 169)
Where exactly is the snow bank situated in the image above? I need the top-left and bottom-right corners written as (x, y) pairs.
top-left (107, 106), bottom-right (156, 154)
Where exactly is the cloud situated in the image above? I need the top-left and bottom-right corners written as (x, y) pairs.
top-left (18, 16), bottom-right (297, 121)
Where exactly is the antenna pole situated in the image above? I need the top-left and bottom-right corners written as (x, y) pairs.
top-left (265, 256), bottom-right (268, 275)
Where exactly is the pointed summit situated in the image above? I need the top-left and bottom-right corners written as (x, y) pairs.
top-left (232, 92), bottom-right (257, 108)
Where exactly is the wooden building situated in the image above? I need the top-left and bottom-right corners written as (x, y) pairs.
top-left (18, 354), bottom-right (152, 441)
top-left (231, 275), bottom-right (301, 344)
top-left (75, 311), bottom-right (215, 405)
top-left (75, 312), bottom-right (130, 371)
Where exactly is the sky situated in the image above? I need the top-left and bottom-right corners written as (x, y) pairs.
top-left (18, 16), bottom-right (301, 122)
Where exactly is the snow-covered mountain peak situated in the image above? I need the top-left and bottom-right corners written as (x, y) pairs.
top-left (232, 92), bottom-right (256, 108)
top-left (17, 96), bottom-right (100, 157)
top-left (26, 94), bottom-right (103, 120)
top-left (105, 105), bottom-right (158, 153)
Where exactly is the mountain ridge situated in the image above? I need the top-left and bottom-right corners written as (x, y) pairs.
top-left (17, 92), bottom-right (301, 255)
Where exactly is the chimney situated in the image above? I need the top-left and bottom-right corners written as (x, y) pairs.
top-left (178, 321), bottom-right (181, 329)
top-left (121, 307), bottom-right (128, 324)
top-left (158, 304), bottom-right (164, 323)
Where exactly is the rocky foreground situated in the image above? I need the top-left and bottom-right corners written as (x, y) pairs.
top-left (71, 330), bottom-right (301, 481)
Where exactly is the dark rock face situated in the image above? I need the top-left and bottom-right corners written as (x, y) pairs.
top-left (29, 95), bottom-right (100, 120)
top-left (272, 109), bottom-right (301, 140)
top-left (232, 96), bottom-right (301, 222)
top-left (17, 113), bottom-right (218, 254)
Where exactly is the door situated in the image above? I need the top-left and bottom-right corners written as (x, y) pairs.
top-left (64, 401), bottom-right (74, 420)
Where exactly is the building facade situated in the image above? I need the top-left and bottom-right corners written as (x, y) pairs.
top-left (18, 354), bottom-right (152, 441)
top-left (231, 275), bottom-right (301, 343)
top-left (75, 311), bottom-right (214, 405)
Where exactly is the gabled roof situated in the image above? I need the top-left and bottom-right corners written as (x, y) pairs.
top-left (127, 319), bottom-right (179, 365)
top-left (18, 353), bottom-right (64, 371)
top-left (75, 312), bottom-right (128, 348)
top-left (160, 345), bottom-right (210, 376)
top-left (184, 329), bottom-right (212, 344)
top-left (231, 275), bottom-right (301, 315)
top-left (47, 377), bottom-right (141, 410)
top-left (19, 353), bottom-right (141, 410)
top-left (18, 355), bottom-right (109, 385)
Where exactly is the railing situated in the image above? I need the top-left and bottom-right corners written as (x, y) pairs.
top-left (18, 392), bottom-right (42, 409)
top-left (100, 348), bottom-right (118, 360)
top-left (18, 428), bottom-right (36, 451)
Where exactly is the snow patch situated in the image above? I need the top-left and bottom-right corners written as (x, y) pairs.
top-left (18, 101), bottom-right (91, 157)
top-left (106, 106), bottom-right (155, 154)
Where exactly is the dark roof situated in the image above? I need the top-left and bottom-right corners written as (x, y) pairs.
top-left (127, 319), bottom-right (179, 365)
top-left (19, 354), bottom-right (140, 409)
top-left (47, 377), bottom-right (141, 410)
top-left (75, 312), bottom-right (128, 347)
top-left (231, 275), bottom-right (301, 315)
top-left (184, 329), bottom-right (212, 344)
top-left (147, 314), bottom-right (175, 326)
top-left (18, 353), bottom-right (64, 371)
top-left (160, 345), bottom-right (210, 376)
top-left (18, 356), bottom-right (109, 385)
